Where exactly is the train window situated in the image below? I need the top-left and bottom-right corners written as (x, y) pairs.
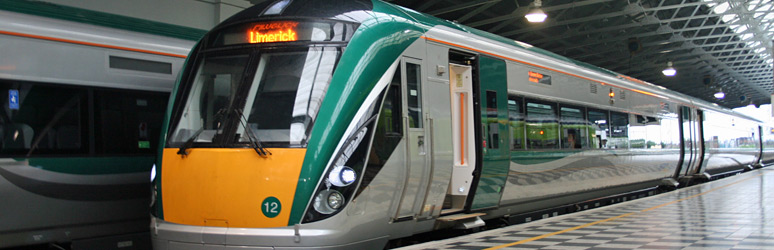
top-left (560, 105), bottom-right (587, 149)
top-left (485, 91), bottom-right (499, 149)
top-left (405, 62), bottom-right (423, 128)
top-left (239, 48), bottom-right (340, 147)
top-left (94, 90), bottom-right (168, 154)
top-left (169, 54), bottom-right (249, 146)
top-left (525, 100), bottom-right (558, 149)
top-left (382, 66), bottom-right (403, 136)
top-left (587, 109), bottom-right (608, 149)
top-left (0, 81), bottom-right (87, 156)
top-left (507, 96), bottom-right (524, 150)
top-left (630, 115), bottom-right (660, 149)
top-left (609, 112), bottom-right (630, 149)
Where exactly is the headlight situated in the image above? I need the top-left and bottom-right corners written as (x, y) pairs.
top-left (150, 164), bottom-right (158, 209)
top-left (328, 165), bottom-right (357, 187)
top-left (313, 190), bottom-right (345, 214)
top-left (327, 191), bottom-right (344, 210)
top-left (150, 164), bottom-right (157, 182)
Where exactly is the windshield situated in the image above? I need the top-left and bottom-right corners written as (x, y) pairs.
top-left (168, 47), bottom-right (340, 148)
top-left (169, 54), bottom-right (247, 146)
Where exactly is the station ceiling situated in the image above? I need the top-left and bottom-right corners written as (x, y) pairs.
top-left (384, 0), bottom-right (774, 109)
top-left (246, 0), bottom-right (774, 109)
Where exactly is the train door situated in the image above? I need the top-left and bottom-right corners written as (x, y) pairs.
top-left (468, 56), bottom-right (509, 211)
top-left (695, 110), bottom-right (706, 173)
top-left (393, 57), bottom-right (428, 220)
top-left (676, 106), bottom-right (703, 179)
top-left (756, 126), bottom-right (764, 167)
top-left (445, 52), bottom-right (477, 213)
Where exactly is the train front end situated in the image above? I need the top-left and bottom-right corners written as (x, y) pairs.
top-left (151, 0), bottom-right (426, 249)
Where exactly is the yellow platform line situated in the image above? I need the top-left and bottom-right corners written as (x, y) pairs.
top-left (486, 172), bottom-right (765, 250)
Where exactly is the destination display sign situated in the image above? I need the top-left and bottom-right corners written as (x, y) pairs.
top-left (211, 21), bottom-right (357, 47)
top-left (528, 71), bottom-right (552, 85)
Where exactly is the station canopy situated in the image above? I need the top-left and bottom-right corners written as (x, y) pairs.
top-left (384, 0), bottom-right (774, 109)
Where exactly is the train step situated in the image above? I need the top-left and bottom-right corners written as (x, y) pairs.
top-left (437, 213), bottom-right (486, 230)
top-left (437, 212), bottom-right (485, 222)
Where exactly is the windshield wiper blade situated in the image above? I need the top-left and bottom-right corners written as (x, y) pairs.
top-left (176, 108), bottom-right (229, 156)
top-left (235, 109), bottom-right (271, 157)
top-left (177, 128), bottom-right (204, 156)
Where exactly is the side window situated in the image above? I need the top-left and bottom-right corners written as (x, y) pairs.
top-left (588, 109), bottom-right (609, 148)
top-left (405, 62), bottom-right (422, 128)
top-left (0, 81), bottom-right (87, 156)
top-left (485, 91), bottom-right (499, 149)
top-left (560, 105), bottom-right (587, 149)
top-left (382, 67), bottom-right (403, 136)
top-left (94, 90), bottom-right (169, 155)
top-left (630, 115), bottom-right (660, 149)
top-left (508, 96), bottom-right (524, 150)
top-left (525, 100), bottom-right (558, 149)
top-left (609, 112), bottom-right (630, 149)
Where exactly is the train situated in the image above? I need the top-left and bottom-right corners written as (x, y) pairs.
top-left (150, 0), bottom-right (774, 249)
top-left (0, 1), bottom-right (200, 248)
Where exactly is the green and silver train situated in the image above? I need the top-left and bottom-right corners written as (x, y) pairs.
top-left (0, 1), bottom-right (199, 248)
top-left (151, 0), bottom-right (773, 249)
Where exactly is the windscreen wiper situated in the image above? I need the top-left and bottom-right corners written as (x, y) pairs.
top-left (177, 128), bottom-right (204, 156)
top-left (177, 108), bottom-right (228, 156)
top-left (235, 109), bottom-right (271, 157)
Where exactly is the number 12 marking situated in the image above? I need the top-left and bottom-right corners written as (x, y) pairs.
top-left (261, 197), bottom-right (281, 218)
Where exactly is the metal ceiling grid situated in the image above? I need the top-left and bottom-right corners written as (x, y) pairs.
top-left (386, 0), bottom-right (774, 109)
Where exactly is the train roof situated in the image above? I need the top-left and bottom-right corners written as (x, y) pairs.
top-left (0, 0), bottom-right (207, 41)
top-left (210, 0), bottom-right (766, 124)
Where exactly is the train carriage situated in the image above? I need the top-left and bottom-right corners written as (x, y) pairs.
top-left (0, 1), bottom-right (199, 248)
top-left (151, 0), bottom-right (771, 249)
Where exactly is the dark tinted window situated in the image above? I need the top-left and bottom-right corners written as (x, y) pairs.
top-left (0, 80), bottom-right (167, 156)
top-left (94, 90), bottom-right (168, 154)
top-left (406, 63), bottom-right (422, 128)
top-left (485, 91), bottom-right (499, 149)
top-left (0, 82), bottom-right (86, 155)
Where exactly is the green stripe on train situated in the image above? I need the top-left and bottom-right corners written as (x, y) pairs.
top-left (25, 157), bottom-right (154, 175)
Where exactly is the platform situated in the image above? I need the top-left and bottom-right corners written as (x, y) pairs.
top-left (400, 168), bottom-right (774, 250)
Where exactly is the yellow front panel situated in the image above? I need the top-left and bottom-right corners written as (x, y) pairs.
top-left (161, 148), bottom-right (305, 228)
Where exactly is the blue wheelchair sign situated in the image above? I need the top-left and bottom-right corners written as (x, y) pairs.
top-left (9, 89), bottom-right (19, 110)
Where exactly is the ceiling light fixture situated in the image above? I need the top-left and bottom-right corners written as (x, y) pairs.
top-left (714, 88), bottom-right (725, 99)
top-left (525, 0), bottom-right (547, 23)
top-left (662, 61), bottom-right (676, 76)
